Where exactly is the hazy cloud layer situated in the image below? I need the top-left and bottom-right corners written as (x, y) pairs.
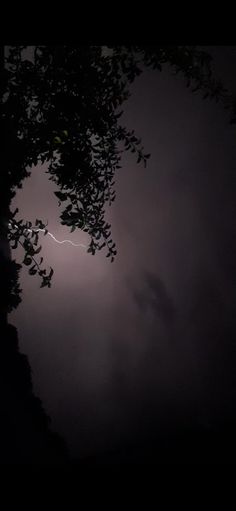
top-left (10, 48), bottom-right (236, 458)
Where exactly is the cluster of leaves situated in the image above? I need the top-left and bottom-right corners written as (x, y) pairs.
top-left (2, 48), bottom-right (38, 194)
top-left (134, 45), bottom-right (232, 106)
top-left (3, 46), bottom-right (151, 267)
top-left (2, 45), bottom-right (234, 286)
top-left (8, 208), bottom-right (54, 288)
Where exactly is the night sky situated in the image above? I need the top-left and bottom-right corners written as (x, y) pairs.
top-left (9, 47), bottom-right (236, 462)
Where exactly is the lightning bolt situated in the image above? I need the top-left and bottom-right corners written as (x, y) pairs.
top-left (8, 222), bottom-right (87, 248)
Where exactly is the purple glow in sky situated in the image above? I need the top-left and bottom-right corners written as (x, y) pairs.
top-left (9, 47), bottom-right (236, 460)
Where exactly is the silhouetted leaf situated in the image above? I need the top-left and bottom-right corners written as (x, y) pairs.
top-left (34, 245), bottom-right (42, 254)
top-left (54, 191), bottom-right (67, 201)
top-left (29, 265), bottom-right (37, 275)
top-left (23, 255), bottom-right (32, 266)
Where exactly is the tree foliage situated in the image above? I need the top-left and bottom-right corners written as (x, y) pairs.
top-left (2, 45), bottom-right (234, 296)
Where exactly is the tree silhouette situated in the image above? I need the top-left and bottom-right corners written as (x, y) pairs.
top-left (1, 45), bottom-right (235, 464)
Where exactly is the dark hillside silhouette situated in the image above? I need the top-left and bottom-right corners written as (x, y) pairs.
top-left (0, 322), bottom-right (69, 464)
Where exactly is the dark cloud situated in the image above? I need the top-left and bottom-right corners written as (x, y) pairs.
top-left (131, 271), bottom-right (176, 326)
